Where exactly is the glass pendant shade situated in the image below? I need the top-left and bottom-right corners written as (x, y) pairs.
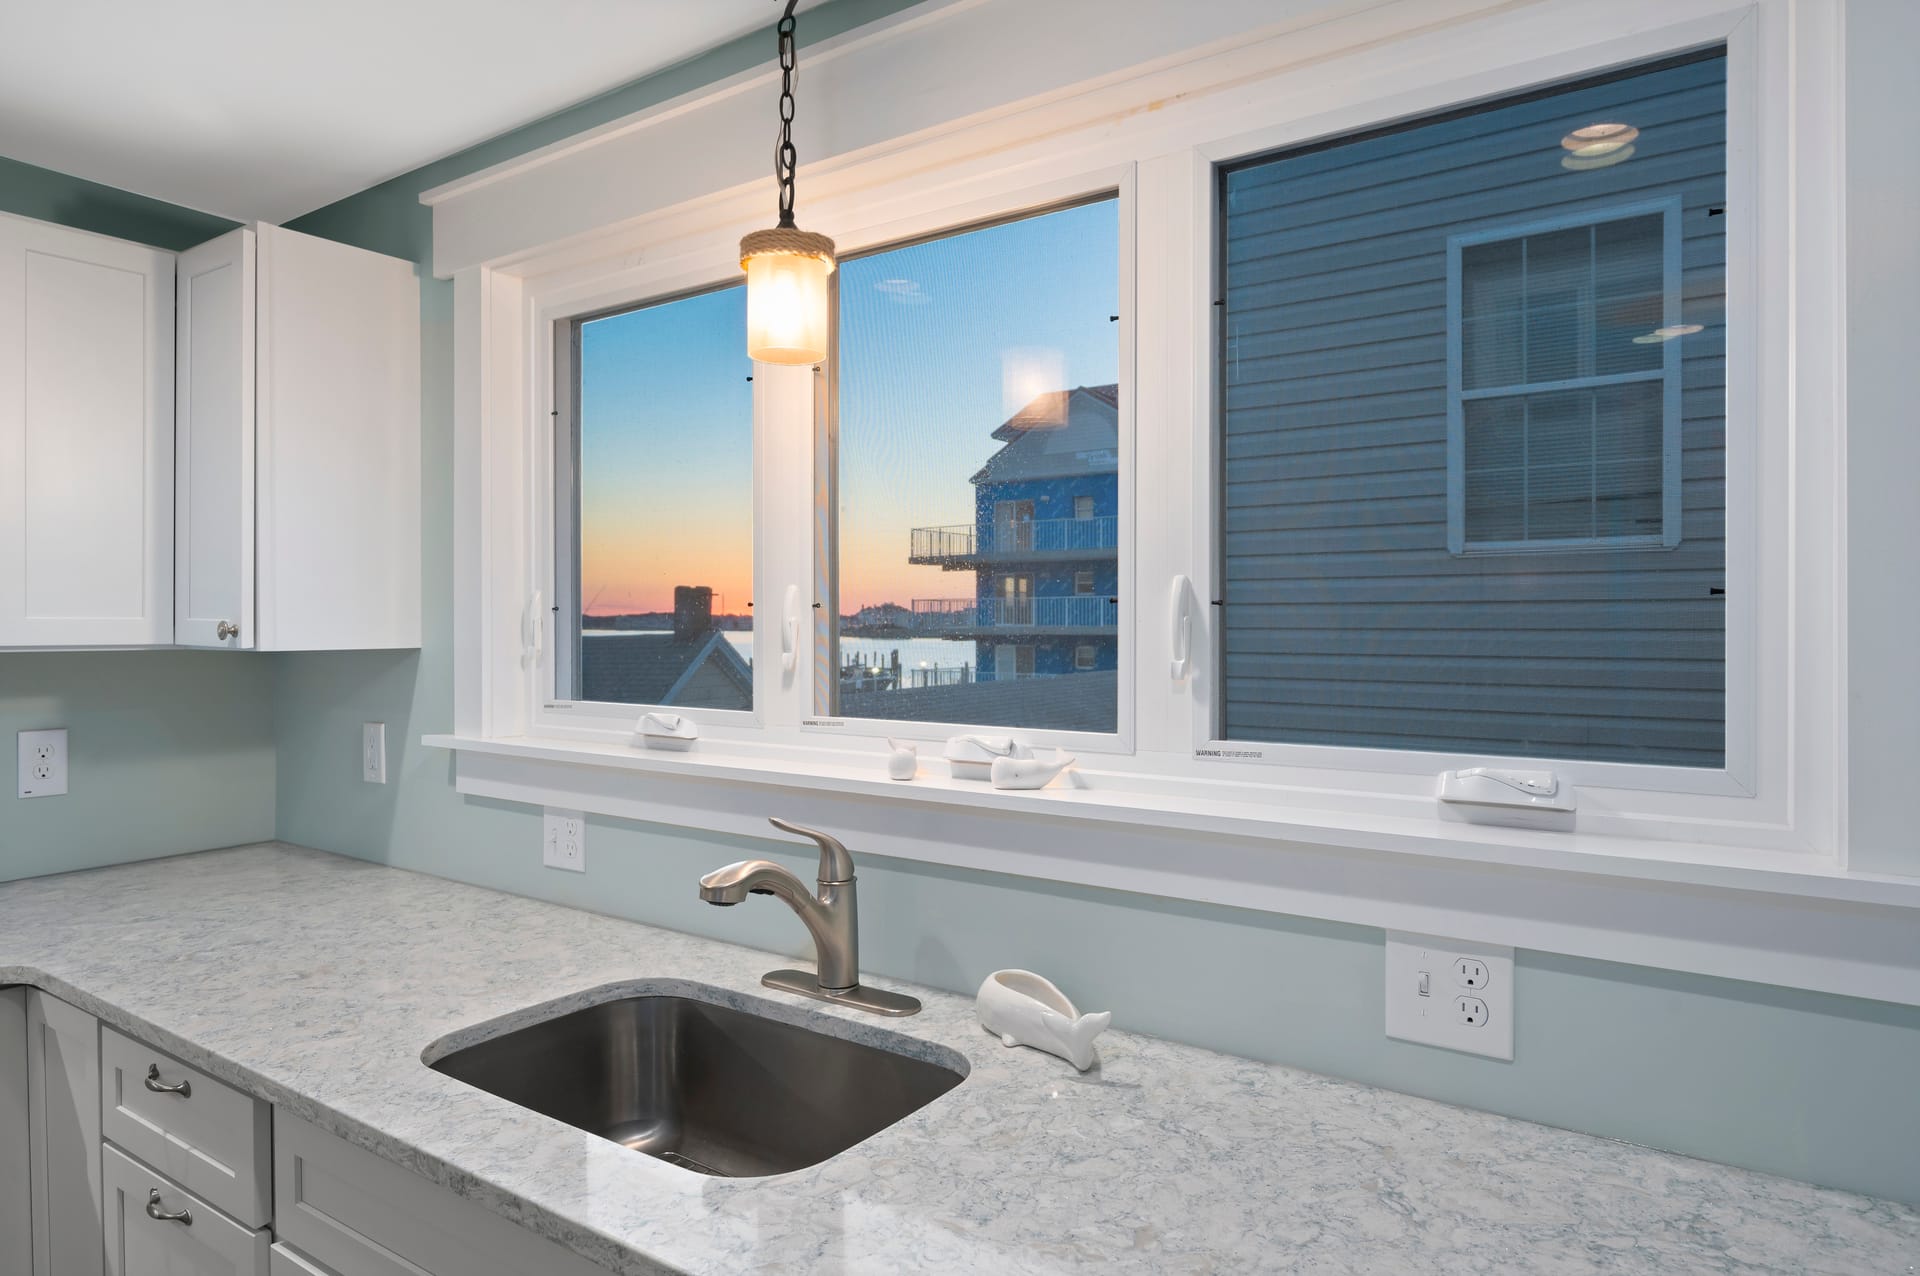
top-left (741, 229), bottom-right (836, 365)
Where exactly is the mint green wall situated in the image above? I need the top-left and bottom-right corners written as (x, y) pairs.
top-left (0, 166), bottom-right (269, 883)
top-left (0, 154), bottom-right (235, 249)
top-left (1845, 0), bottom-right (1920, 877)
top-left (1, 654), bottom-right (275, 882)
top-left (268, 2), bottom-right (1920, 1205)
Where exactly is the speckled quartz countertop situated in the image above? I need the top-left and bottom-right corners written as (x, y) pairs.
top-left (1, 844), bottom-right (1915, 1275)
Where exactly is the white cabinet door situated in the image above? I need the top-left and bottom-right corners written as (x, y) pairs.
top-left (26, 989), bottom-right (103, 1276)
top-left (0, 988), bottom-right (31, 1276)
top-left (0, 212), bottom-right (174, 647)
top-left (174, 227), bottom-right (256, 649)
top-left (254, 224), bottom-right (419, 651)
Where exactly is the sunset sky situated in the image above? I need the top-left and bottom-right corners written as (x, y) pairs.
top-left (577, 197), bottom-right (1118, 617)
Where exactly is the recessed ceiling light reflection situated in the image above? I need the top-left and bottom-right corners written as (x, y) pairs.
top-left (1560, 122), bottom-right (1639, 171)
top-left (1631, 323), bottom-right (1704, 345)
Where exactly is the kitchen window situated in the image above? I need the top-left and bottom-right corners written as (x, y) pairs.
top-left (476, 0), bottom-right (1835, 880)
top-left (823, 196), bottom-right (1122, 733)
top-left (1216, 51), bottom-right (1727, 768)
top-left (554, 284), bottom-right (755, 711)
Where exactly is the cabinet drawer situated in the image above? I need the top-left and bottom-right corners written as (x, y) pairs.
top-left (269, 1243), bottom-right (338, 1276)
top-left (274, 1110), bottom-right (612, 1276)
top-left (103, 1142), bottom-right (269, 1276)
top-left (101, 1025), bottom-right (271, 1227)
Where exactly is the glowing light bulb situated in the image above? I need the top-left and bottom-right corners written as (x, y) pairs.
top-left (743, 245), bottom-right (833, 365)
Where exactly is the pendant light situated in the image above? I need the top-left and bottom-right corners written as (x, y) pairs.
top-left (741, 0), bottom-right (835, 365)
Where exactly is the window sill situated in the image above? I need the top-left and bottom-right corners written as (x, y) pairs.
top-left (421, 731), bottom-right (1920, 913)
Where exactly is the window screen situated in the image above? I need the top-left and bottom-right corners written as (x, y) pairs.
top-left (1217, 52), bottom-right (1726, 767)
top-left (564, 285), bottom-right (754, 710)
top-left (828, 198), bottom-right (1121, 732)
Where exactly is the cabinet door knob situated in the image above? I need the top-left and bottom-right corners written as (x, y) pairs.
top-left (144, 1063), bottom-right (191, 1097)
top-left (216, 620), bottom-right (240, 641)
top-left (144, 1188), bottom-right (192, 1226)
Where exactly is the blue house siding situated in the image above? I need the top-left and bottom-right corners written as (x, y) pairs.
top-left (973, 476), bottom-right (1119, 541)
top-left (959, 385), bottom-right (1123, 700)
top-left (1219, 53), bottom-right (1727, 768)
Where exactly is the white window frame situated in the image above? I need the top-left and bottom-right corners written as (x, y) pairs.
top-left (1189, 26), bottom-right (1767, 823)
top-left (803, 181), bottom-right (1139, 755)
top-left (532, 268), bottom-right (766, 740)
top-left (1445, 199), bottom-right (1686, 556)
top-left (547, 280), bottom-right (761, 727)
top-left (427, 0), bottom-right (1912, 999)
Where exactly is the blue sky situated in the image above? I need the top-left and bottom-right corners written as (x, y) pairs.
top-left (577, 197), bottom-right (1119, 614)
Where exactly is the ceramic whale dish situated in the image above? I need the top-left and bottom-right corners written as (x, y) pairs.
top-left (637, 711), bottom-right (698, 751)
top-left (989, 747), bottom-right (1075, 790)
top-left (944, 734), bottom-right (1022, 781)
top-left (976, 969), bottom-right (1111, 1071)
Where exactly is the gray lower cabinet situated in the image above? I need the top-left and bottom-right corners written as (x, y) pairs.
top-left (1, 988), bottom-right (33, 1276)
top-left (102, 1143), bottom-right (270, 1276)
top-left (273, 1110), bottom-right (612, 1276)
top-left (0, 990), bottom-right (615, 1276)
top-left (267, 1243), bottom-right (337, 1275)
top-left (100, 1024), bottom-right (272, 1227)
top-left (26, 989), bottom-right (104, 1276)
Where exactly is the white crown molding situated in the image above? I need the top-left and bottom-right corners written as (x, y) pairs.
top-left (419, 0), bottom-right (1513, 277)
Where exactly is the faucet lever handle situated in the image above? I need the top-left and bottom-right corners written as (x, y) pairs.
top-left (768, 817), bottom-right (856, 884)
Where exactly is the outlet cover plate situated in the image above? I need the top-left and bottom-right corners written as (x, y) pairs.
top-left (362, 722), bottom-right (387, 784)
top-left (543, 808), bottom-right (585, 872)
top-left (1385, 930), bottom-right (1514, 1060)
top-left (17, 728), bottom-right (68, 798)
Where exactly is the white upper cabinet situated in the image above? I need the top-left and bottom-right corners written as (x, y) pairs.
top-left (0, 211), bottom-right (174, 647)
top-left (176, 222), bottom-right (420, 650)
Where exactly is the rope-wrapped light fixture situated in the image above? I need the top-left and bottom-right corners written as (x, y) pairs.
top-left (741, 0), bottom-right (835, 365)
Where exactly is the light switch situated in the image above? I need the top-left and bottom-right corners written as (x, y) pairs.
top-left (1385, 931), bottom-right (1514, 1060)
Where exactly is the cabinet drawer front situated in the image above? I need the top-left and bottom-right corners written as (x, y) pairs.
top-left (101, 1026), bottom-right (271, 1227)
top-left (269, 1243), bottom-right (338, 1276)
top-left (102, 1142), bottom-right (269, 1276)
top-left (274, 1110), bottom-right (612, 1276)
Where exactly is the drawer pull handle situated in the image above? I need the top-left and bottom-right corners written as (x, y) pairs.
top-left (144, 1064), bottom-right (191, 1097)
top-left (145, 1189), bottom-right (192, 1226)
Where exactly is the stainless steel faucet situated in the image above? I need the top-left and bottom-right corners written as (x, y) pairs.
top-left (699, 818), bottom-right (920, 1017)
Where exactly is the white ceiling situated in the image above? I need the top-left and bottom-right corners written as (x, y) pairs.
top-left (0, 0), bottom-right (829, 224)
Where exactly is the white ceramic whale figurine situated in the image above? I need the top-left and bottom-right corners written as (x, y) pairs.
top-left (976, 969), bottom-right (1112, 1071)
top-left (989, 748), bottom-right (1075, 790)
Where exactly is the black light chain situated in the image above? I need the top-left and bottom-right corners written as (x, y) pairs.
top-left (775, 0), bottom-right (800, 229)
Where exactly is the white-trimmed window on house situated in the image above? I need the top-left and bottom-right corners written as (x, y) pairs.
top-left (823, 196), bottom-right (1121, 733)
top-left (1449, 201), bottom-right (1680, 553)
top-left (556, 284), bottom-right (754, 710)
top-left (1216, 50), bottom-right (1727, 769)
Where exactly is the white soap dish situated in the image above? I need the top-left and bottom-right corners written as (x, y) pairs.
top-left (976, 969), bottom-right (1111, 1072)
top-left (944, 735), bottom-right (1023, 781)
top-left (637, 712), bottom-right (698, 751)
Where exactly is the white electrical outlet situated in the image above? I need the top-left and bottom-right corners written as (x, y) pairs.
top-left (542, 808), bottom-right (585, 872)
top-left (17, 729), bottom-right (68, 798)
top-left (362, 722), bottom-right (387, 784)
top-left (1385, 931), bottom-right (1513, 1060)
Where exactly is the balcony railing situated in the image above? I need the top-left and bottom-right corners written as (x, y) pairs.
top-left (909, 516), bottom-right (1118, 563)
top-left (908, 595), bottom-right (1117, 631)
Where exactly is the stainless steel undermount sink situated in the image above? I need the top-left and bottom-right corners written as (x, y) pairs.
top-left (427, 992), bottom-right (965, 1177)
